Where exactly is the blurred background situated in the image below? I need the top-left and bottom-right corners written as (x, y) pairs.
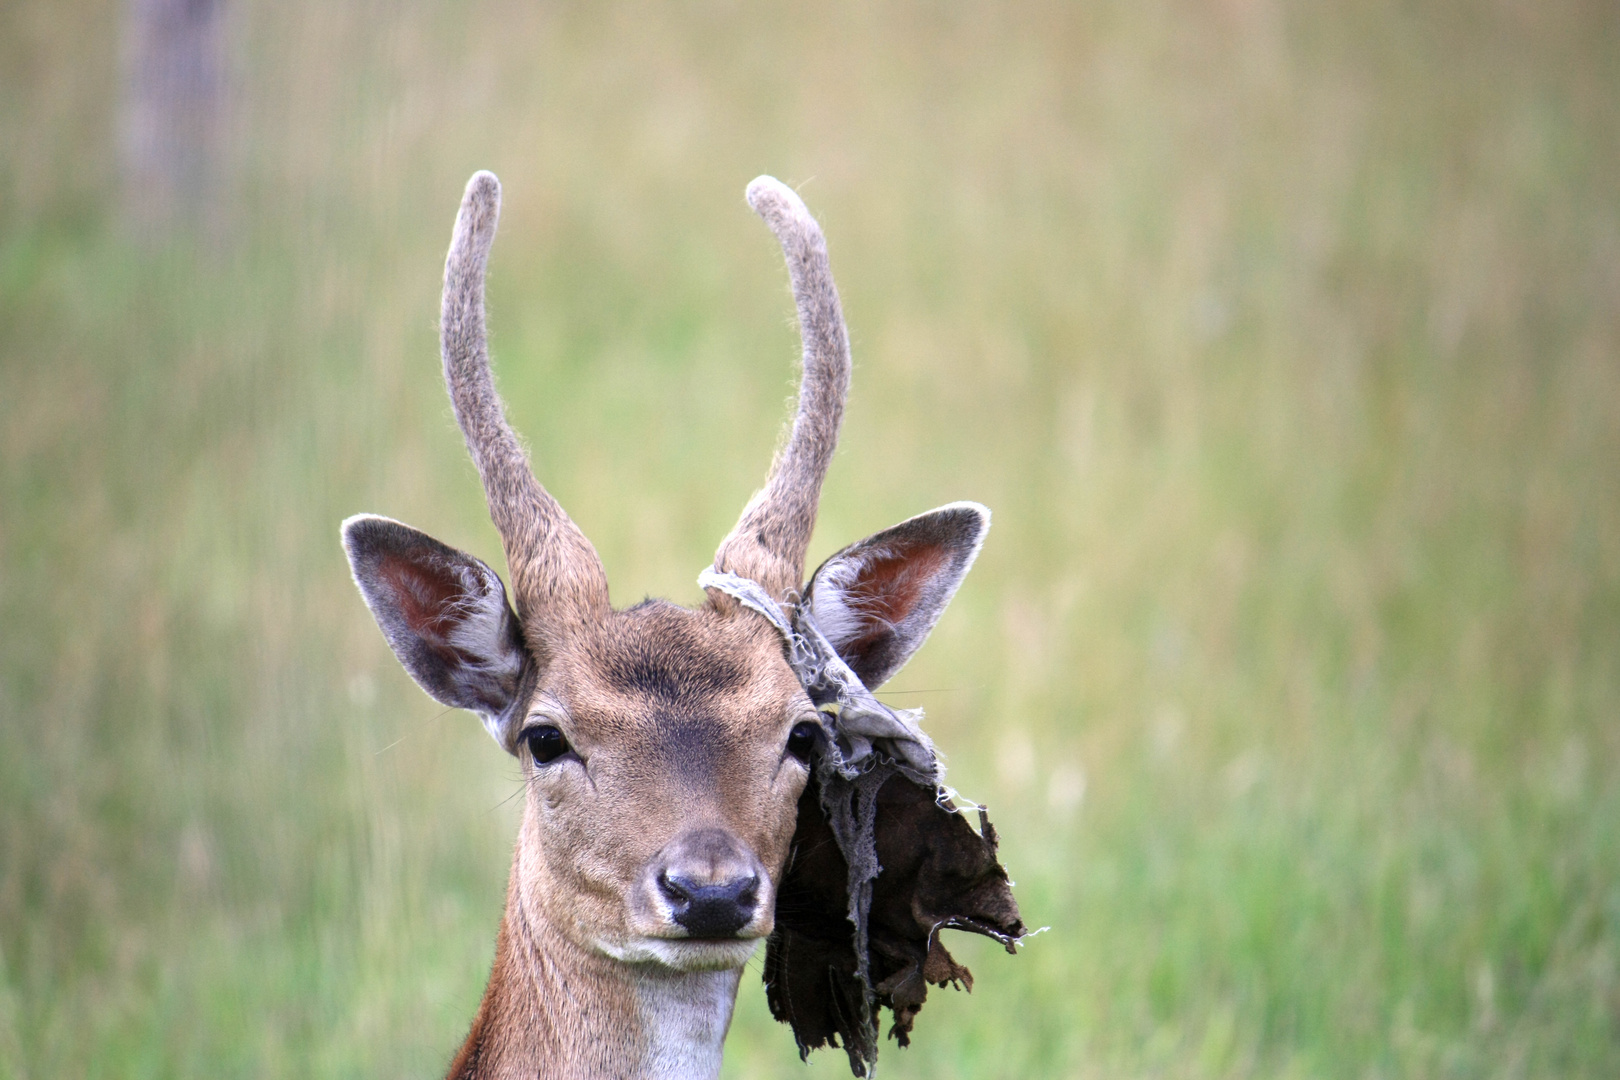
top-left (3, 0), bottom-right (1618, 1076)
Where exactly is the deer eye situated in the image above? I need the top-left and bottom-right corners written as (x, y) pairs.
top-left (786, 720), bottom-right (819, 764)
top-left (525, 725), bottom-right (570, 765)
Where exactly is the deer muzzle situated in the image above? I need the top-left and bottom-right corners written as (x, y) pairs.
top-left (642, 828), bottom-right (772, 942)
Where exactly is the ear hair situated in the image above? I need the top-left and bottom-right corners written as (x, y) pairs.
top-left (341, 514), bottom-right (535, 751)
top-left (804, 502), bottom-right (990, 690)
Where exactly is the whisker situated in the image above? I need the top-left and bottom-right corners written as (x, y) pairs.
top-left (375, 706), bottom-right (459, 755)
top-left (488, 778), bottom-right (528, 813)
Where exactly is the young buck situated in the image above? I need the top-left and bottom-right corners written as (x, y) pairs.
top-left (342, 172), bottom-right (1007, 1079)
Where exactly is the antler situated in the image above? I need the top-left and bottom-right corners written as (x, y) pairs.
top-left (712, 178), bottom-right (851, 601)
top-left (442, 171), bottom-right (610, 646)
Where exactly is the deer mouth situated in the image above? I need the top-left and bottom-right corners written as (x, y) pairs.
top-left (602, 935), bottom-right (763, 972)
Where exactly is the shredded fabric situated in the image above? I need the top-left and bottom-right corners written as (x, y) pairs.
top-left (700, 569), bottom-right (1027, 1076)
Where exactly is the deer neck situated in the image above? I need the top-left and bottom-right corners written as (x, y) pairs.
top-left (448, 867), bottom-right (745, 1080)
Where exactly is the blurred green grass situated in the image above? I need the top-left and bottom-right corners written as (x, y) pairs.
top-left (3, 0), bottom-right (1618, 1076)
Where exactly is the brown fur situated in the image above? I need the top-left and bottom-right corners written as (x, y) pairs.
top-left (428, 173), bottom-right (849, 1076)
top-left (442, 605), bottom-right (812, 1078)
top-left (344, 173), bottom-right (1008, 1079)
top-left (512, 605), bottom-right (807, 952)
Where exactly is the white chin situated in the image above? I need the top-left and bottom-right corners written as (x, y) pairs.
top-left (601, 936), bottom-right (761, 971)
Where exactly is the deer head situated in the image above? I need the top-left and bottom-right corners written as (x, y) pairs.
top-left (340, 173), bottom-right (1006, 1078)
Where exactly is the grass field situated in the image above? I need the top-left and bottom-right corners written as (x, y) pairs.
top-left (3, 1), bottom-right (1618, 1076)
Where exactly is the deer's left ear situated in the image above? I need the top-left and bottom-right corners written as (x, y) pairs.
top-left (803, 502), bottom-right (990, 690)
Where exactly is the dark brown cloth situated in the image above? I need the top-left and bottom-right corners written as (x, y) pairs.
top-left (764, 771), bottom-right (1027, 1076)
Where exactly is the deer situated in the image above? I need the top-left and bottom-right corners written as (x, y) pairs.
top-left (341, 171), bottom-right (1020, 1080)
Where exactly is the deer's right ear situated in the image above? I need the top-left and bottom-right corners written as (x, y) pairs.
top-left (341, 514), bottom-right (535, 751)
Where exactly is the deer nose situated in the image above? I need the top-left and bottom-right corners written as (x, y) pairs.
top-left (649, 827), bottom-right (766, 939)
top-left (658, 871), bottom-right (760, 938)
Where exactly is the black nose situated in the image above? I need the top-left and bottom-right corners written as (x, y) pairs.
top-left (659, 872), bottom-right (760, 938)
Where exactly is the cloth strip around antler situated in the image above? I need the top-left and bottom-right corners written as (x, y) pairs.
top-left (698, 569), bottom-right (1028, 1077)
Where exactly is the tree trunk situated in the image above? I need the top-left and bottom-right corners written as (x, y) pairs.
top-left (119, 0), bottom-right (228, 241)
